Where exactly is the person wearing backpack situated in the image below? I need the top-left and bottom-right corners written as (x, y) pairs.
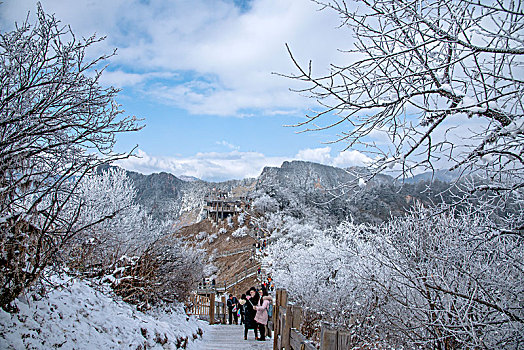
top-left (266, 296), bottom-right (274, 338)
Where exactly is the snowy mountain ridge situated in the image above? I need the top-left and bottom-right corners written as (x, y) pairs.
top-left (121, 160), bottom-right (460, 225)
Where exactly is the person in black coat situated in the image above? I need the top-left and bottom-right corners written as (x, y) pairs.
top-left (226, 294), bottom-right (239, 325)
top-left (242, 287), bottom-right (260, 340)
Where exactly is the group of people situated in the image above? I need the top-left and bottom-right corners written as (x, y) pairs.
top-left (226, 287), bottom-right (273, 341)
top-left (260, 275), bottom-right (274, 292)
top-left (253, 239), bottom-right (269, 256)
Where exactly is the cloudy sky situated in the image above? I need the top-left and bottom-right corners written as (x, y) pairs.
top-left (1, 0), bottom-right (374, 181)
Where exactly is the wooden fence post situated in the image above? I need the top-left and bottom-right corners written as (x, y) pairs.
top-left (221, 295), bottom-right (227, 324)
top-left (320, 323), bottom-right (337, 350)
top-left (274, 289), bottom-right (287, 350)
top-left (282, 304), bottom-right (293, 350)
top-left (209, 293), bottom-right (215, 325)
top-left (268, 290), bottom-right (349, 350)
top-left (272, 289), bottom-right (281, 350)
top-left (292, 306), bottom-right (302, 330)
top-left (337, 330), bottom-right (351, 350)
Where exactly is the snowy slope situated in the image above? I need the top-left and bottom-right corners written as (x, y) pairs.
top-left (0, 274), bottom-right (208, 349)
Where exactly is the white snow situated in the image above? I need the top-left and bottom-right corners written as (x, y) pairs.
top-left (232, 226), bottom-right (248, 237)
top-left (0, 274), bottom-right (208, 349)
top-left (196, 231), bottom-right (209, 240)
top-left (207, 233), bottom-right (218, 243)
top-left (459, 96), bottom-right (487, 113)
top-left (440, 84), bottom-right (453, 93)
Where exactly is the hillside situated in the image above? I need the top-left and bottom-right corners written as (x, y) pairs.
top-left (172, 215), bottom-right (262, 296)
top-left (148, 160), bottom-right (459, 299)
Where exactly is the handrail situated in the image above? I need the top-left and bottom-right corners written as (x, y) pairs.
top-left (215, 247), bottom-right (252, 258)
top-left (225, 271), bottom-right (257, 290)
top-left (272, 289), bottom-right (352, 350)
top-left (186, 293), bottom-right (227, 325)
top-left (200, 264), bottom-right (261, 294)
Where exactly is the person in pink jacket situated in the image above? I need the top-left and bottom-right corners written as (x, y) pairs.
top-left (254, 288), bottom-right (272, 341)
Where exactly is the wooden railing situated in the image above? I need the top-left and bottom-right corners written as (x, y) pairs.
top-left (215, 247), bottom-right (253, 258)
top-left (186, 293), bottom-right (227, 325)
top-left (273, 289), bottom-right (352, 350)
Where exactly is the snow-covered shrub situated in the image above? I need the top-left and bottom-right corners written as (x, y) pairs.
top-left (231, 227), bottom-right (247, 237)
top-left (237, 212), bottom-right (245, 226)
top-left (265, 219), bottom-right (373, 326)
top-left (111, 237), bottom-right (204, 308)
top-left (218, 228), bottom-right (227, 235)
top-left (196, 231), bottom-right (208, 241)
top-left (207, 233), bottom-right (218, 244)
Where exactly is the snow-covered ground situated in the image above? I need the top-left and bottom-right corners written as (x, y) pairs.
top-left (0, 274), bottom-right (209, 349)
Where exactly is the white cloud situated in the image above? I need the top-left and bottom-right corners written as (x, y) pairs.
top-left (332, 150), bottom-right (373, 168)
top-left (115, 149), bottom-right (287, 181)
top-left (296, 147), bottom-right (372, 168)
top-left (216, 140), bottom-right (240, 150)
top-left (116, 147), bottom-right (373, 181)
top-left (0, 0), bottom-right (350, 116)
top-left (98, 70), bottom-right (176, 88)
top-left (295, 147), bottom-right (332, 164)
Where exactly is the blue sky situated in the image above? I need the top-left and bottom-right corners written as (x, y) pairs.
top-left (1, 0), bottom-right (374, 181)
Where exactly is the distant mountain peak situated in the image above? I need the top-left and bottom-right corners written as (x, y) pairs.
top-left (178, 175), bottom-right (201, 182)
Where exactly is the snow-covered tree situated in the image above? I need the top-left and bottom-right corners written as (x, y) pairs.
top-left (64, 168), bottom-right (155, 272)
top-left (265, 219), bottom-right (377, 322)
top-left (0, 5), bottom-right (140, 310)
top-left (252, 194), bottom-right (279, 214)
top-left (285, 0), bottom-right (523, 224)
top-left (279, 3), bottom-right (524, 344)
top-left (231, 226), bottom-right (248, 238)
top-left (111, 236), bottom-right (204, 307)
top-left (196, 231), bottom-right (209, 241)
top-left (267, 204), bottom-right (523, 348)
top-left (237, 211), bottom-right (246, 226)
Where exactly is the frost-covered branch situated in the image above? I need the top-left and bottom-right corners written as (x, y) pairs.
top-left (286, 0), bottom-right (523, 204)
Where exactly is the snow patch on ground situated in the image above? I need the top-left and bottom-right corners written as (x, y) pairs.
top-left (0, 275), bottom-right (208, 349)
